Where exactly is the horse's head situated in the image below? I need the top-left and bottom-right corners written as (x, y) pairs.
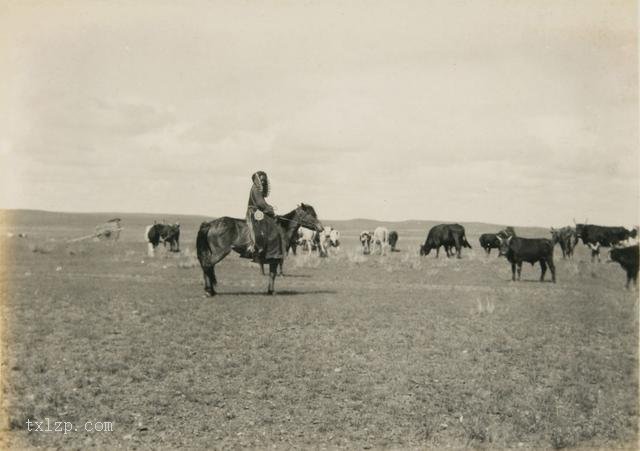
top-left (294, 203), bottom-right (323, 232)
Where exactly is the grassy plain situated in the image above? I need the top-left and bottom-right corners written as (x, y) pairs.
top-left (0, 210), bottom-right (637, 449)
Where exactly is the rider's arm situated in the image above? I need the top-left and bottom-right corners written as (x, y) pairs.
top-left (250, 186), bottom-right (275, 215)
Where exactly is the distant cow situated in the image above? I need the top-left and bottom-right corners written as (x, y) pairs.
top-left (497, 227), bottom-right (516, 239)
top-left (575, 224), bottom-right (635, 248)
top-left (360, 231), bottom-right (372, 254)
top-left (420, 224), bottom-right (472, 258)
top-left (608, 245), bottom-right (639, 289)
top-left (371, 227), bottom-right (389, 255)
top-left (587, 242), bottom-right (601, 263)
top-left (479, 233), bottom-right (501, 256)
top-left (329, 229), bottom-right (340, 248)
top-left (297, 227), bottom-right (319, 255)
top-left (497, 235), bottom-right (556, 283)
top-left (317, 226), bottom-right (340, 257)
top-left (320, 226), bottom-right (340, 247)
top-left (388, 231), bottom-right (399, 251)
top-left (550, 226), bottom-right (576, 259)
top-left (145, 222), bottom-right (180, 256)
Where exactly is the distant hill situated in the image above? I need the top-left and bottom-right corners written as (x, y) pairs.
top-left (0, 209), bottom-right (551, 240)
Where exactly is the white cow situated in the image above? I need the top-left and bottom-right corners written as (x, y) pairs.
top-left (297, 227), bottom-right (318, 255)
top-left (329, 228), bottom-right (340, 248)
top-left (317, 226), bottom-right (341, 257)
top-left (371, 226), bottom-right (389, 255)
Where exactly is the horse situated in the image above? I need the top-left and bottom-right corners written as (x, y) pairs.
top-left (196, 203), bottom-right (323, 296)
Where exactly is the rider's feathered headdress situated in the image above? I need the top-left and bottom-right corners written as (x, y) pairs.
top-left (252, 171), bottom-right (270, 197)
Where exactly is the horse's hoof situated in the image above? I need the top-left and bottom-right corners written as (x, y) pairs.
top-left (204, 290), bottom-right (216, 297)
top-left (267, 290), bottom-right (274, 295)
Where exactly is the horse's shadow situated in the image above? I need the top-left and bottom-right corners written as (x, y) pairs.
top-left (271, 274), bottom-right (312, 278)
top-left (220, 289), bottom-right (337, 296)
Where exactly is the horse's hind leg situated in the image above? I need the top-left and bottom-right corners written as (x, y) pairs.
top-left (202, 265), bottom-right (217, 296)
top-left (267, 262), bottom-right (278, 295)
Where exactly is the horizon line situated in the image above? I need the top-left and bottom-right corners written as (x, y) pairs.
top-left (0, 207), bottom-right (619, 229)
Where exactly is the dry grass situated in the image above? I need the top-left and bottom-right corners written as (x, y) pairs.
top-left (0, 211), bottom-right (637, 449)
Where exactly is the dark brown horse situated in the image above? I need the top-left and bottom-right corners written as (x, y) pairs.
top-left (196, 203), bottom-right (323, 296)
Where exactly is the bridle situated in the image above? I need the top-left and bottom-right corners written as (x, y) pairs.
top-left (277, 208), bottom-right (319, 231)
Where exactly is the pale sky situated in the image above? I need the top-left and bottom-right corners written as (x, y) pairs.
top-left (1, 0), bottom-right (637, 226)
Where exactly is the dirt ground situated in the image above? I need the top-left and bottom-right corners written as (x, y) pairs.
top-left (0, 210), bottom-right (637, 449)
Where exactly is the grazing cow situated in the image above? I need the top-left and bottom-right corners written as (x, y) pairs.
top-left (479, 233), bottom-right (501, 256)
top-left (329, 228), bottom-right (340, 248)
top-left (316, 226), bottom-right (331, 257)
top-left (371, 227), bottom-right (389, 255)
top-left (549, 226), bottom-right (576, 259)
top-left (420, 224), bottom-right (472, 258)
top-left (608, 245), bottom-right (639, 289)
top-left (497, 235), bottom-right (556, 283)
top-left (360, 231), bottom-right (372, 254)
top-left (587, 242), bottom-right (601, 263)
top-left (297, 227), bottom-right (319, 255)
top-left (388, 231), bottom-right (399, 251)
top-left (145, 222), bottom-right (180, 256)
top-left (317, 226), bottom-right (340, 256)
top-left (575, 223), bottom-right (635, 248)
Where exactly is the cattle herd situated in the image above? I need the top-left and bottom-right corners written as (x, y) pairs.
top-left (143, 217), bottom-right (639, 290)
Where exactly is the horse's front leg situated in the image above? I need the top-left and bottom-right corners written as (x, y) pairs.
top-left (260, 263), bottom-right (265, 276)
top-left (267, 262), bottom-right (278, 295)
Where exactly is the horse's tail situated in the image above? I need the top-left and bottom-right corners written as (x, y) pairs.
top-left (462, 234), bottom-right (472, 248)
top-left (196, 221), bottom-right (213, 267)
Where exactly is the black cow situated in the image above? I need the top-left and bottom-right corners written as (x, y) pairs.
top-left (575, 224), bottom-right (635, 248)
top-left (497, 235), bottom-right (556, 283)
top-left (608, 245), bottom-right (639, 289)
top-left (479, 233), bottom-right (501, 256)
top-left (146, 222), bottom-right (181, 256)
top-left (550, 226), bottom-right (576, 259)
top-left (388, 231), bottom-right (399, 252)
top-left (419, 224), bottom-right (472, 258)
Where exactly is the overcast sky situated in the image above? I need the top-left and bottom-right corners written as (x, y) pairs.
top-left (1, 0), bottom-right (637, 226)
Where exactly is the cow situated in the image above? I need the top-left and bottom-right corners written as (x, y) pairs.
top-left (497, 235), bottom-right (556, 283)
top-left (479, 233), bottom-right (501, 256)
top-left (371, 227), bottom-right (389, 255)
top-left (360, 231), bottom-right (372, 254)
top-left (316, 226), bottom-right (340, 257)
top-left (497, 226), bottom-right (516, 239)
top-left (145, 222), bottom-right (180, 257)
top-left (419, 224), bottom-right (472, 258)
top-left (587, 242), bottom-right (601, 263)
top-left (574, 223), bottom-right (635, 248)
top-left (549, 226), bottom-right (576, 259)
top-left (608, 245), bottom-right (639, 289)
top-left (297, 227), bottom-right (319, 255)
top-left (329, 228), bottom-right (340, 248)
top-left (388, 231), bottom-right (399, 251)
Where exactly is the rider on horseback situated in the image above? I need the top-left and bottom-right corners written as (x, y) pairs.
top-left (247, 171), bottom-right (275, 260)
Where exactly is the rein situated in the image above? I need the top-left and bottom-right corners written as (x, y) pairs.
top-left (277, 210), bottom-right (318, 230)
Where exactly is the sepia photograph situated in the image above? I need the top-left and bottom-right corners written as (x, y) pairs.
top-left (0, 0), bottom-right (638, 448)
